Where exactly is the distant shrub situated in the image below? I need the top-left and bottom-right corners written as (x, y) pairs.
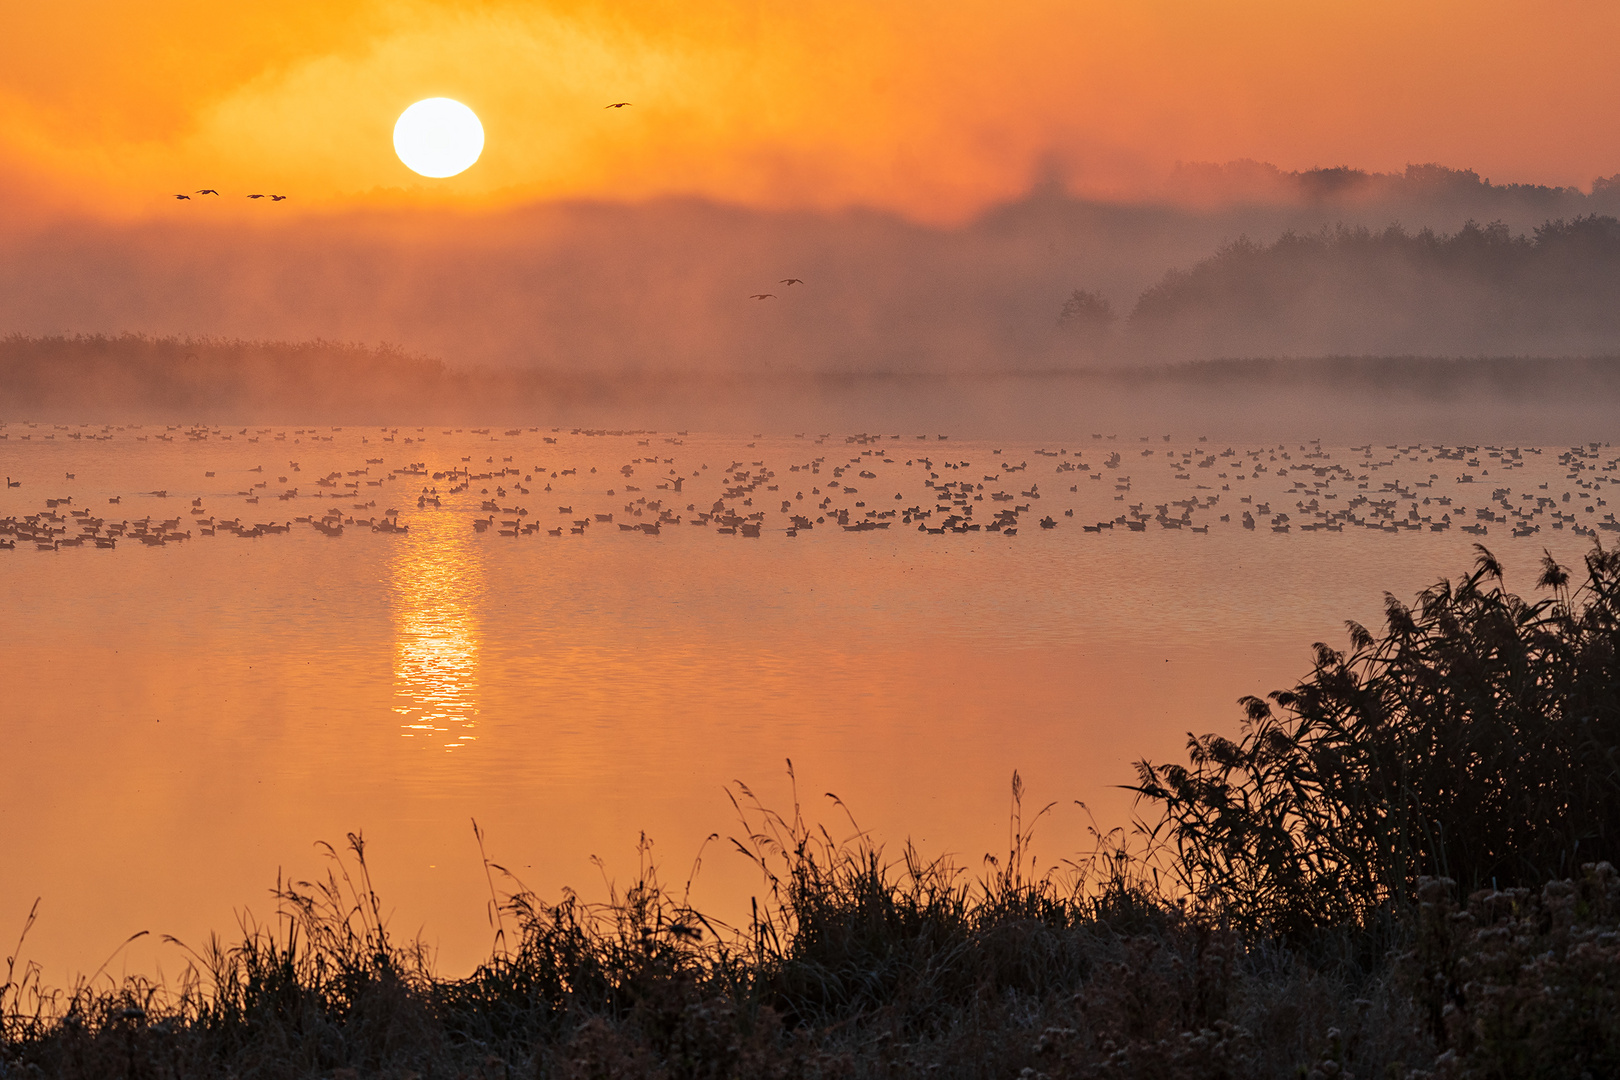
top-left (1058, 289), bottom-right (1116, 337)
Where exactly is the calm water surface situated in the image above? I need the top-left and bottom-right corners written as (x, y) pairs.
top-left (2, 423), bottom-right (1614, 979)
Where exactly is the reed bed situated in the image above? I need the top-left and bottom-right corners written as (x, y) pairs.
top-left (1133, 543), bottom-right (1620, 939)
top-left (8, 546), bottom-right (1620, 1078)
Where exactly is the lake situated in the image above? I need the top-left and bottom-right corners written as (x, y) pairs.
top-left (2, 420), bottom-right (1613, 981)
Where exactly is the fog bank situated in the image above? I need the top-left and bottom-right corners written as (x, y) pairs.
top-left (8, 336), bottom-right (1620, 443)
top-left (5, 164), bottom-right (1620, 374)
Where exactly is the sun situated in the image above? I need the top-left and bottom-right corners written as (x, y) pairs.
top-left (393, 98), bottom-right (485, 179)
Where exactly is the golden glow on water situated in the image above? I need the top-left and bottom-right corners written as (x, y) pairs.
top-left (391, 512), bottom-right (483, 749)
top-left (5, 427), bottom-right (1616, 985)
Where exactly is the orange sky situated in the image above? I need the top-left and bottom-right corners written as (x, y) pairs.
top-left (3, 0), bottom-right (1620, 222)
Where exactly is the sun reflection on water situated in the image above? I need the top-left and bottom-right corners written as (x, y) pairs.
top-left (390, 512), bottom-right (482, 750)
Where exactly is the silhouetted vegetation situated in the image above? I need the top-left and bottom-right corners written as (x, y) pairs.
top-left (0, 334), bottom-right (454, 422)
top-left (1127, 216), bottom-right (1620, 356)
top-left (8, 549), bottom-right (1620, 1077)
top-left (1057, 290), bottom-right (1116, 337)
top-left (0, 334), bottom-right (879, 425)
top-left (1165, 162), bottom-right (1617, 215)
top-left (0, 798), bottom-right (1427, 1079)
top-left (1134, 544), bottom-right (1620, 939)
top-left (15, 334), bottom-right (1620, 433)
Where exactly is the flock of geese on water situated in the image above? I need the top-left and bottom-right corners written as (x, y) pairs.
top-left (2, 423), bottom-right (1617, 552)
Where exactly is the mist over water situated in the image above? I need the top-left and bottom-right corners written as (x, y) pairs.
top-left (5, 164), bottom-right (1620, 376)
top-left (7, 335), bottom-right (1620, 446)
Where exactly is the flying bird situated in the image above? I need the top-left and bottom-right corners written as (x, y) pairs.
top-left (174, 194), bottom-right (191, 200)
top-left (750, 293), bottom-right (777, 300)
top-left (196, 189), bottom-right (219, 195)
top-left (270, 195), bottom-right (287, 201)
top-left (246, 194), bottom-right (266, 199)
top-left (605, 102), bottom-right (632, 108)
top-left (780, 278), bottom-right (804, 285)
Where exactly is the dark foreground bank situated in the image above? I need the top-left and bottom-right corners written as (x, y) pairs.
top-left (7, 545), bottom-right (1620, 1079)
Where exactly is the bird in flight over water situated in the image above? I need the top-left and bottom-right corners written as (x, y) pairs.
top-left (246, 194), bottom-right (266, 199)
top-left (270, 195), bottom-right (288, 201)
top-left (780, 278), bottom-right (804, 285)
top-left (750, 293), bottom-right (777, 300)
top-left (174, 194), bottom-right (191, 200)
top-left (605, 102), bottom-right (632, 108)
top-left (195, 189), bottom-right (219, 195)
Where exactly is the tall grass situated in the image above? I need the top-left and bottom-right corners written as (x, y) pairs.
top-left (2, 780), bottom-right (1416, 1078)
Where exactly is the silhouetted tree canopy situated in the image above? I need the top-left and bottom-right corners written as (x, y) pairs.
top-left (1167, 160), bottom-right (1605, 213)
top-left (1057, 289), bottom-right (1115, 336)
top-left (1127, 216), bottom-right (1620, 357)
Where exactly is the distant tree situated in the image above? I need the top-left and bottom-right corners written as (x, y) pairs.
top-left (1125, 215), bottom-right (1620, 356)
top-left (1296, 166), bottom-right (1375, 202)
top-left (1591, 176), bottom-right (1620, 216)
top-left (1401, 162), bottom-right (1486, 195)
top-left (1057, 289), bottom-right (1116, 337)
